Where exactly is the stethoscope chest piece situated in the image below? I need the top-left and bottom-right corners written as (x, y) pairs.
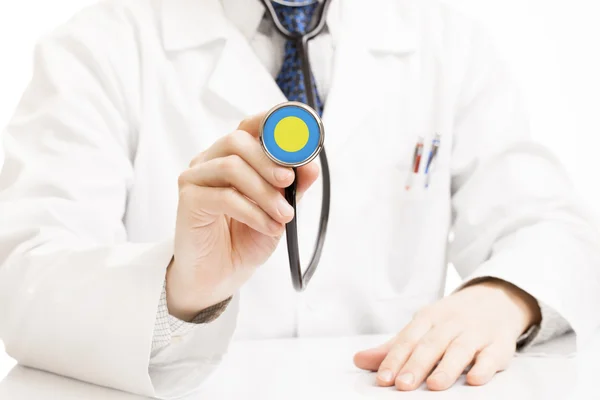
top-left (260, 101), bottom-right (324, 168)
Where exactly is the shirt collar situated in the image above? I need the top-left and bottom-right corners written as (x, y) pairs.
top-left (221, 0), bottom-right (265, 41)
top-left (160, 0), bottom-right (230, 51)
top-left (159, 0), bottom-right (416, 54)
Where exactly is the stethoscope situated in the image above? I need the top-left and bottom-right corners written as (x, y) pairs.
top-left (259, 0), bottom-right (332, 292)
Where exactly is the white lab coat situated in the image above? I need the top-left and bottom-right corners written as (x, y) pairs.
top-left (0, 0), bottom-right (599, 398)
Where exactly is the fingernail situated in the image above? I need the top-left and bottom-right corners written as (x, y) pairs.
top-left (277, 197), bottom-right (294, 218)
top-left (378, 370), bottom-right (394, 383)
top-left (274, 168), bottom-right (293, 182)
top-left (397, 372), bottom-right (414, 386)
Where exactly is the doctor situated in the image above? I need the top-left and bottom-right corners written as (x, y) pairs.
top-left (0, 0), bottom-right (599, 398)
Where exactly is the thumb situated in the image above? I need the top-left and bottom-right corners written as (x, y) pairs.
top-left (295, 161), bottom-right (320, 202)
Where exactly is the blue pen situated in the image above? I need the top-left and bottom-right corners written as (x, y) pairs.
top-left (424, 134), bottom-right (441, 188)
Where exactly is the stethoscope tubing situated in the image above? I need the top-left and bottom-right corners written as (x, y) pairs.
top-left (260, 0), bottom-right (332, 291)
top-left (262, 0), bottom-right (331, 42)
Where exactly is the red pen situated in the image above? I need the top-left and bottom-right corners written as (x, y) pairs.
top-left (405, 136), bottom-right (424, 190)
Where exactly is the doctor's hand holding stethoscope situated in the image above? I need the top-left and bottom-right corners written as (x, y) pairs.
top-left (168, 112), bottom-right (320, 321)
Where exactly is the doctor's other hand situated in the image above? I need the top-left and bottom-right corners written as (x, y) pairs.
top-left (354, 279), bottom-right (542, 391)
top-left (167, 113), bottom-right (319, 321)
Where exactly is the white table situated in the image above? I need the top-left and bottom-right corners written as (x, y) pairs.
top-left (0, 333), bottom-right (596, 400)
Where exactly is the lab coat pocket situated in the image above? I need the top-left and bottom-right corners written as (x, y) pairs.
top-left (371, 164), bottom-right (441, 302)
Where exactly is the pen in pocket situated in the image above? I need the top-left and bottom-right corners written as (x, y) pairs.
top-left (405, 136), bottom-right (424, 191)
top-left (424, 133), bottom-right (441, 189)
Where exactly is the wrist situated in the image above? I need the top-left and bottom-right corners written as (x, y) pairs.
top-left (166, 258), bottom-right (228, 321)
top-left (465, 278), bottom-right (542, 335)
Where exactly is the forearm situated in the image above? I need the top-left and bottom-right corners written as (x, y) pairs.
top-left (0, 239), bottom-right (172, 396)
top-left (0, 239), bottom-right (238, 399)
top-left (456, 218), bottom-right (600, 346)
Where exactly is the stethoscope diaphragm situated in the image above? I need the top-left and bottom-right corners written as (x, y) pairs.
top-left (260, 102), bottom-right (324, 168)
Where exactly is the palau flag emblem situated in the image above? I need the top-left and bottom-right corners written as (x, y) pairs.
top-left (261, 102), bottom-right (324, 167)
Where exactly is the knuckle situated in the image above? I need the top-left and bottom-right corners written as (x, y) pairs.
top-left (258, 146), bottom-right (273, 165)
top-left (233, 128), bottom-right (249, 138)
top-left (268, 190), bottom-right (283, 205)
top-left (394, 332), bottom-right (421, 350)
top-left (177, 170), bottom-right (191, 188)
top-left (486, 345), bottom-right (513, 366)
top-left (484, 352), bottom-right (502, 365)
top-left (188, 152), bottom-right (204, 168)
top-left (233, 129), bottom-right (251, 146)
top-left (438, 357), bottom-right (464, 373)
top-left (380, 354), bottom-right (401, 369)
top-left (383, 343), bottom-right (410, 365)
top-left (221, 187), bottom-right (239, 203)
top-left (392, 331), bottom-right (416, 348)
top-left (413, 341), bottom-right (435, 357)
top-left (413, 306), bottom-right (434, 323)
top-left (476, 356), bottom-right (500, 373)
top-left (223, 130), bottom-right (243, 152)
top-left (238, 116), bottom-right (254, 128)
top-left (395, 339), bottom-right (417, 353)
top-left (177, 180), bottom-right (196, 202)
top-left (417, 335), bottom-right (437, 350)
top-left (443, 361), bottom-right (470, 378)
top-left (441, 320), bottom-right (463, 334)
top-left (450, 339), bottom-right (477, 356)
top-left (219, 154), bottom-right (243, 174)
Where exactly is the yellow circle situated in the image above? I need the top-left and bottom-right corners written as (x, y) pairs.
top-left (274, 116), bottom-right (309, 152)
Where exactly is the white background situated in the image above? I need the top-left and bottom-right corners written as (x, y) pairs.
top-left (0, 0), bottom-right (599, 356)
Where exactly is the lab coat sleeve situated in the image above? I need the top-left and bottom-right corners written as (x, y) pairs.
top-left (448, 23), bottom-right (600, 348)
top-left (0, 6), bottom-right (237, 399)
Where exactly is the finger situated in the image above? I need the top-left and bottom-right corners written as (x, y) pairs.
top-left (245, 110), bottom-right (319, 199)
top-left (354, 337), bottom-right (396, 372)
top-left (181, 155), bottom-right (294, 224)
top-left (202, 130), bottom-right (295, 189)
top-left (237, 112), bottom-right (268, 138)
top-left (187, 112), bottom-right (265, 168)
top-left (294, 161), bottom-right (320, 200)
top-left (182, 185), bottom-right (284, 237)
top-left (394, 322), bottom-right (463, 391)
top-left (426, 334), bottom-right (482, 391)
top-left (375, 318), bottom-right (432, 387)
top-left (466, 341), bottom-right (515, 386)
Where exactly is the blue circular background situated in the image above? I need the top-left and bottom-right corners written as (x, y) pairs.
top-left (263, 105), bottom-right (322, 165)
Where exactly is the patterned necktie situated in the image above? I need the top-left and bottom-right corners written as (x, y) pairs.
top-left (271, 1), bottom-right (324, 115)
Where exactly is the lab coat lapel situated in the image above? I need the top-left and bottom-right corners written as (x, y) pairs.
top-left (322, 0), bottom-right (418, 156)
top-left (322, 37), bottom-right (380, 156)
top-left (160, 0), bottom-right (285, 119)
top-left (205, 32), bottom-right (287, 118)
